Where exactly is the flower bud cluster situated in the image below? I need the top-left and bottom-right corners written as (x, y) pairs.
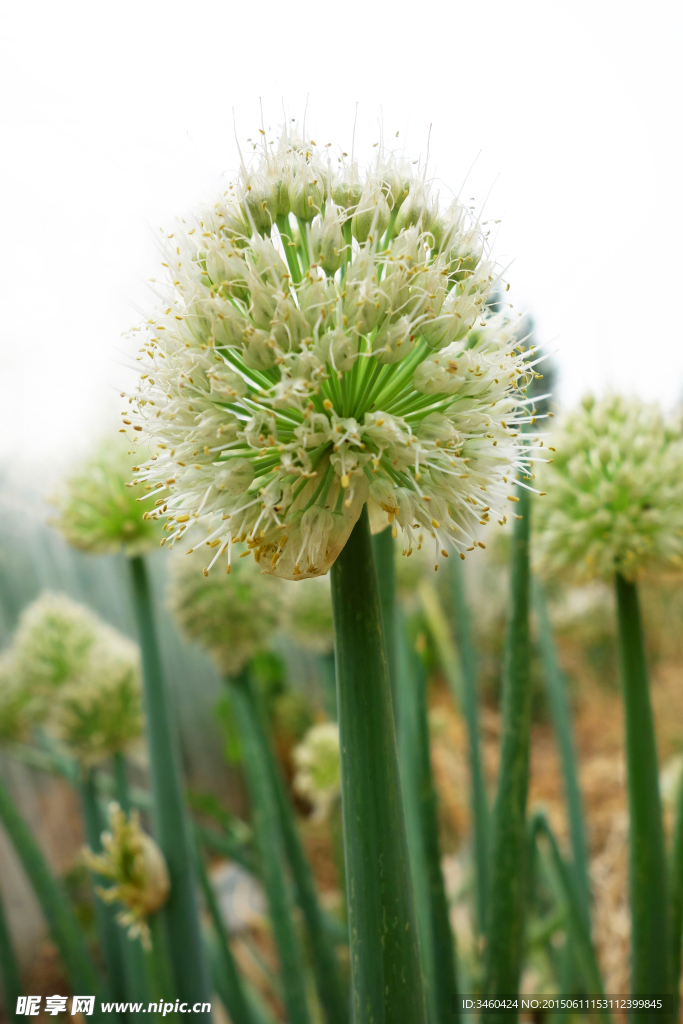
top-left (535, 395), bottom-right (683, 582)
top-left (168, 545), bottom-right (283, 675)
top-left (52, 440), bottom-right (164, 556)
top-left (128, 126), bottom-right (537, 579)
top-left (82, 802), bottom-right (170, 950)
top-left (3, 592), bottom-right (143, 764)
top-left (293, 721), bottom-right (341, 821)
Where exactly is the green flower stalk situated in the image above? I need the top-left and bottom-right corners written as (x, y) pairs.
top-left (484, 485), bottom-right (533, 1018)
top-left (292, 722), bottom-right (341, 821)
top-left (537, 394), bottom-right (683, 1010)
top-left (128, 122), bottom-right (537, 1022)
top-left (52, 439), bottom-right (164, 556)
top-left (83, 802), bottom-right (170, 951)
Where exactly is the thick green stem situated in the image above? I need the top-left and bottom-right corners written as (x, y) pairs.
top-left (533, 579), bottom-right (591, 926)
top-left (483, 486), bottom-right (532, 1019)
top-left (0, 879), bottom-right (22, 1021)
top-left (372, 526), bottom-right (398, 713)
top-left (397, 622), bottom-right (457, 1024)
top-left (615, 574), bottom-right (670, 1012)
top-left (128, 555), bottom-right (210, 1016)
top-left (670, 771), bottom-right (683, 1021)
top-left (0, 770), bottom-right (104, 1014)
top-left (80, 771), bottom-right (126, 1010)
top-left (330, 507), bottom-right (428, 1024)
top-left (196, 847), bottom-right (255, 1024)
top-left (227, 669), bottom-right (312, 1024)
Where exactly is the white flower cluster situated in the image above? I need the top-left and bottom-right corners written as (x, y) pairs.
top-left (128, 127), bottom-right (540, 579)
top-left (5, 592), bottom-right (143, 764)
top-left (535, 395), bottom-right (683, 582)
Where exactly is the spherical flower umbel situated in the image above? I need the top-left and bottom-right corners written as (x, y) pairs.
top-left (12, 592), bottom-right (100, 704)
top-left (535, 394), bottom-right (683, 583)
top-left (168, 546), bottom-right (282, 675)
top-left (293, 722), bottom-right (341, 821)
top-left (128, 126), bottom-right (539, 579)
top-left (8, 592), bottom-right (144, 762)
top-left (52, 439), bottom-right (164, 556)
top-left (82, 802), bottom-right (170, 950)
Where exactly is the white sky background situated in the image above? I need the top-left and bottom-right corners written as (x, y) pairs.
top-left (0, 0), bottom-right (681, 489)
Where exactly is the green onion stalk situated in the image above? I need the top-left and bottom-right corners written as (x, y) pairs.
top-left (420, 576), bottom-right (490, 939)
top-left (196, 846), bottom-right (256, 1024)
top-left (0, 768), bottom-right (105, 1016)
top-left (396, 617), bottom-right (457, 1024)
top-left (372, 526), bottom-right (398, 712)
top-left (483, 485), bottom-right (532, 1021)
top-left (237, 671), bottom-right (348, 1024)
top-left (615, 575), bottom-right (670, 1014)
top-left (331, 509), bottom-right (428, 1024)
top-left (128, 555), bottom-right (211, 1016)
top-left (532, 580), bottom-right (591, 926)
top-left (226, 667), bottom-right (312, 1024)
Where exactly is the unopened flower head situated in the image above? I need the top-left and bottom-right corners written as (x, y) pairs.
top-left (13, 592), bottom-right (100, 705)
top-left (53, 439), bottom-right (164, 556)
top-left (54, 629), bottom-right (143, 766)
top-left (535, 395), bottom-right (683, 583)
top-left (287, 575), bottom-right (334, 654)
top-left (168, 545), bottom-right (282, 675)
top-left (82, 802), bottom-right (169, 950)
top-left (293, 721), bottom-right (341, 821)
top-left (128, 125), bottom-right (538, 579)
